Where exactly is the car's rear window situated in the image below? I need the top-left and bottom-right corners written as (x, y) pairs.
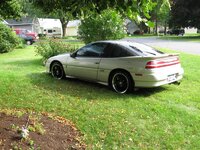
top-left (102, 43), bottom-right (136, 57)
top-left (128, 43), bottom-right (164, 56)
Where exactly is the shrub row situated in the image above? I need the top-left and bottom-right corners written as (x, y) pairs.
top-left (35, 39), bottom-right (78, 62)
top-left (0, 23), bottom-right (20, 53)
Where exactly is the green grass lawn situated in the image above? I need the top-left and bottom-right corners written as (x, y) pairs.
top-left (126, 34), bottom-right (156, 38)
top-left (0, 46), bottom-right (200, 149)
top-left (126, 33), bottom-right (200, 42)
top-left (159, 33), bottom-right (200, 42)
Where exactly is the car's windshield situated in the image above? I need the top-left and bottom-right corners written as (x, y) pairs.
top-left (128, 43), bottom-right (164, 56)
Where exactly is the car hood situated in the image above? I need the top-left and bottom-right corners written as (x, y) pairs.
top-left (48, 53), bottom-right (70, 62)
top-left (27, 32), bottom-right (38, 36)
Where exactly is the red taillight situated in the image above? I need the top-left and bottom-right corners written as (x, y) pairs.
top-left (145, 57), bottom-right (180, 69)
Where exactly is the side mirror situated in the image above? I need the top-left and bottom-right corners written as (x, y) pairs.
top-left (70, 52), bottom-right (76, 58)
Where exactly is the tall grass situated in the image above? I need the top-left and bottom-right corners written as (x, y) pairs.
top-left (0, 46), bottom-right (200, 149)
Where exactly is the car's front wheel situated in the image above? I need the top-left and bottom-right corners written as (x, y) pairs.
top-left (110, 71), bottom-right (133, 94)
top-left (51, 62), bottom-right (65, 79)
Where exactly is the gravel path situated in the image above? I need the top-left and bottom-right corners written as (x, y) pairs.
top-left (123, 37), bottom-right (200, 55)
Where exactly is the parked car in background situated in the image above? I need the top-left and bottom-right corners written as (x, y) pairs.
top-left (133, 30), bottom-right (144, 35)
top-left (167, 29), bottom-right (185, 36)
top-left (46, 40), bottom-right (184, 94)
top-left (18, 34), bottom-right (35, 45)
top-left (14, 28), bottom-right (39, 40)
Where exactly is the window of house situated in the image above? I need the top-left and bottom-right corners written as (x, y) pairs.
top-left (48, 30), bottom-right (53, 33)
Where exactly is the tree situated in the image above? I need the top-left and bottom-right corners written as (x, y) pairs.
top-left (157, 0), bottom-right (171, 34)
top-left (0, 0), bottom-right (23, 19)
top-left (21, 1), bottom-right (47, 18)
top-left (91, 0), bottom-right (156, 27)
top-left (31, 0), bottom-right (85, 37)
top-left (24, 1), bottom-right (74, 37)
top-left (0, 23), bottom-right (20, 53)
top-left (170, 0), bottom-right (200, 28)
top-left (150, 0), bottom-right (171, 34)
top-left (0, 0), bottom-right (23, 53)
top-left (78, 9), bottom-right (125, 43)
top-left (31, 0), bottom-right (156, 37)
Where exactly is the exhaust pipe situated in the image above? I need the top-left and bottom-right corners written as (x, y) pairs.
top-left (172, 81), bottom-right (181, 85)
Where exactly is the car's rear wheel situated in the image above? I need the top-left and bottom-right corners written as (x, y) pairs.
top-left (51, 62), bottom-right (65, 79)
top-left (110, 71), bottom-right (133, 94)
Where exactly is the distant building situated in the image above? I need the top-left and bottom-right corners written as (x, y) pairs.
top-left (6, 17), bottom-right (40, 33)
top-left (184, 27), bottom-right (197, 34)
top-left (2, 20), bottom-right (8, 25)
top-left (66, 20), bottom-right (81, 36)
top-left (5, 17), bottom-right (83, 37)
top-left (125, 19), bottom-right (140, 35)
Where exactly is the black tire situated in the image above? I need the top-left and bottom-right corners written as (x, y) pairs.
top-left (51, 62), bottom-right (65, 79)
top-left (110, 71), bottom-right (133, 94)
top-left (26, 40), bottom-right (32, 45)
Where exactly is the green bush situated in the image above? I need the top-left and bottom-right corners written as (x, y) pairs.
top-left (0, 23), bottom-right (20, 53)
top-left (35, 39), bottom-right (78, 62)
top-left (78, 9), bottom-right (126, 44)
top-left (15, 37), bottom-right (26, 49)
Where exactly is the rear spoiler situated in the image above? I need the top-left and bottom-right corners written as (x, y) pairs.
top-left (145, 54), bottom-right (180, 69)
top-left (142, 53), bottom-right (180, 60)
top-left (120, 53), bottom-right (180, 61)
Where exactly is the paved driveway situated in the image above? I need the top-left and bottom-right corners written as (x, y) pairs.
top-left (124, 37), bottom-right (200, 55)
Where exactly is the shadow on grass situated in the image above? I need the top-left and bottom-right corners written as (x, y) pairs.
top-left (27, 72), bottom-right (166, 100)
top-left (2, 57), bottom-right (167, 99)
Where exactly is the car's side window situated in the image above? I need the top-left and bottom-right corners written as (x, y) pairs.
top-left (19, 34), bottom-right (26, 38)
top-left (104, 44), bottom-right (134, 57)
top-left (76, 43), bottom-right (107, 57)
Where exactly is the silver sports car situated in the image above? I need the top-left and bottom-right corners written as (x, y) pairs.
top-left (46, 40), bottom-right (184, 93)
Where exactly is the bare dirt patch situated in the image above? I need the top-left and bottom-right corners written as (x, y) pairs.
top-left (0, 111), bottom-right (86, 150)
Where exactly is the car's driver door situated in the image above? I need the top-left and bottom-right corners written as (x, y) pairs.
top-left (66, 43), bottom-right (107, 81)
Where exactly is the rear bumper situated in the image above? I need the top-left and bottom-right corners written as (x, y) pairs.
top-left (132, 67), bottom-right (184, 88)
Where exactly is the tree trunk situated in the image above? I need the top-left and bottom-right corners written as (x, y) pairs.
top-left (164, 21), bottom-right (167, 35)
top-left (155, 0), bottom-right (158, 35)
top-left (148, 27), bottom-right (151, 34)
top-left (60, 19), bottom-right (69, 37)
top-left (155, 20), bottom-right (158, 35)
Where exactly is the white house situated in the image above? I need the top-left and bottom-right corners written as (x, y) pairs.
top-left (38, 18), bottom-right (63, 38)
top-left (184, 27), bottom-right (197, 34)
top-left (66, 20), bottom-right (81, 36)
top-left (125, 19), bottom-right (140, 35)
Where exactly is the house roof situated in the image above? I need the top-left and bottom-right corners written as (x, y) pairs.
top-left (2, 20), bottom-right (8, 24)
top-left (67, 20), bottom-right (81, 27)
top-left (6, 17), bottom-right (34, 25)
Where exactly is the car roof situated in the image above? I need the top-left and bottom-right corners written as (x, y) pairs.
top-left (93, 40), bottom-right (128, 44)
top-left (93, 40), bottom-right (141, 47)
top-left (92, 40), bottom-right (165, 56)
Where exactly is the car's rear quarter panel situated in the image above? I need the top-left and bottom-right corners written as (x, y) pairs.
top-left (98, 56), bottom-right (184, 87)
top-left (98, 57), bottom-right (146, 84)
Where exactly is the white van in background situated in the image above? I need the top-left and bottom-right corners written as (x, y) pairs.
top-left (41, 27), bottom-right (62, 38)
top-left (38, 18), bottom-right (63, 38)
